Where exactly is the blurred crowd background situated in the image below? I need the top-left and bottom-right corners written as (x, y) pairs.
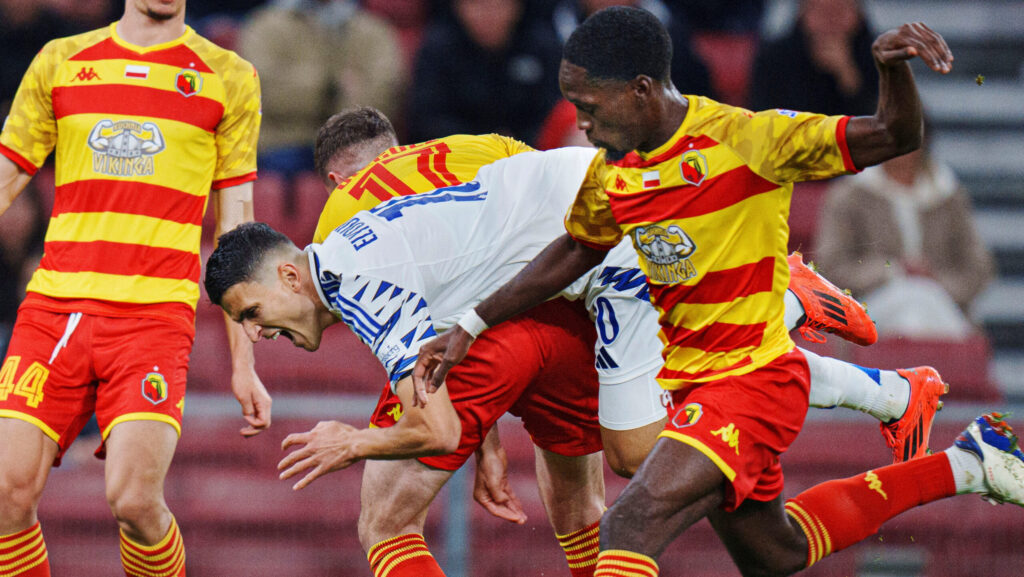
top-left (2, 0), bottom-right (1023, 575)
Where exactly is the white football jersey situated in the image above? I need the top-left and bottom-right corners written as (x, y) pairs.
top-left (310, 147), bottom-right (598, 388)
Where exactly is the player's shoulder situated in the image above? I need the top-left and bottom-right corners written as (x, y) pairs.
top-left (184, 29), bottom-right (257, 82)
top-left (36, 26), bottom-right (113, 65)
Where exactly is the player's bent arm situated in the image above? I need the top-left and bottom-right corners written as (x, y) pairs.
top-left (212, 182), bottom-right (272, 436)
top-left (277, 376), bottom-right (461, 490)
top-left (413, 234), bottom-right (607, 400)
top-left (845, 22), bottom-right (953, 169)
top-left (0, 155), bottom-right (33, 217)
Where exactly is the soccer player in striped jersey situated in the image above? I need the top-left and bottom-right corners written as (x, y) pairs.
top-left (0, 2), bottom-right (265, 576)
top-left (415, 7), bottom-right (1024, 577)
top-left (314, 108), bottom-right (939, 479)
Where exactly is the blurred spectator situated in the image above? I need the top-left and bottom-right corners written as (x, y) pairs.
top-left (407, 0), bottom-right (563, 146)
top-left (548, 0), bottom-right (714, 98)
top-left (47, 0), bottom-right (119, 34)
top-left (0, 0), bottom-right (75, 116)
top-left (749, 0), bottom-right (877, 115)
top-left (238, 0), bottom-right (406, 176)
top-left (814, 122), bottom-right (996, 340)
top-left (0, 184), bottom-right (47, 356)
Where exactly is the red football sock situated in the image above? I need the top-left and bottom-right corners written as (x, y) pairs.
top-left (557, 519), bottom-right (601, 577)
top-left (785, 452), bottom-right (956, 568)
top-left (367, 534), bottom-right (445, 577)
top-left (120, 516), bottom-right (186, 577)
top-left (594, 550), bottom-right (659, 577)
top-left (0, 522), bottom-right (50, 576)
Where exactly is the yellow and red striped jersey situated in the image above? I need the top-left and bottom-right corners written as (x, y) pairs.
top-left (565, 96), bottom-right (856, 389)
top-left (0, 23), bottom-right (260, 326)
top-left (312, 133), bottom-right (532, 243)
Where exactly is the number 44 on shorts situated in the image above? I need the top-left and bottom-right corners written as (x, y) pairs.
top-left (0, 356), bottom-right (49, 408)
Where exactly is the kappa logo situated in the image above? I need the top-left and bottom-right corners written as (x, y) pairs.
top-left (175, 68), bottom-right (203, 97)
top-left (386, 403), bottom-right (404, 422)
top-left (72, 66), bottom-right (101, 82)
top-left (142, 372), bottom-right (168, 405)
top-left (710, 423), bottom-right (741, 455)
top-left (680, 149), bottom-right (708, 186)
top-left (614, 174), bottom-right (628, 191)
top-left (864, 471), bottom-right (888, 500)
top-left (633, 224), bottom-right (697, 283)
top-left (671, 403), bottom-right (703, 428)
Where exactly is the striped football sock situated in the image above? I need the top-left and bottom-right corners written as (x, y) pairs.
top-left (120, 516), bottom-right (185, 577)
top-left (594, 550), bottom-right (659, 577)
top-left (785, 452), bottom-right (955, 568)
top-left (367, 534), bottom-right (445, 577)
top-left (557, 519), bottom-right (601, 577)
top-left (0, 522), bottom-right (50, 576)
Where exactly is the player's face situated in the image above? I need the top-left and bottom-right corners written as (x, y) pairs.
top-left (131, 0), bottom-right (185, 22)
top-left (559, 61), bottom-right (646, 156)
top-left (221, 280), bottom-right (324, 352)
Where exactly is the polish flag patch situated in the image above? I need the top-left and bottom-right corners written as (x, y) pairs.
top-left (124, 65), bottom-right (149, 80)
top-left (642, 170), bottom-right (661, 188)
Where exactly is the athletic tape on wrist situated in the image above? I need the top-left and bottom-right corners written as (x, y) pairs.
top-left (457, 309), bottom-right (489, 338)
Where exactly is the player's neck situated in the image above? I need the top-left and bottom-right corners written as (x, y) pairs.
top-left (116, 9), bottom-right (186, 48)
top-left (637, 88), bottom-right (689, 154)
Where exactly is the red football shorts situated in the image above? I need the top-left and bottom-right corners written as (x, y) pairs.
top-left (658, 348), bottom-right (810, 511)
top-left (0, 305), bottom-right (193, 464)
top-left (370, 298), bottom-right (602, 471)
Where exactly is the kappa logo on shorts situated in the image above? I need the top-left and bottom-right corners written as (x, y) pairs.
top-left (711, 423), bottom-right (741, 455)
top-left (142, 372), bottom-right (168, 405)
top-left (671, 403), bottom-right (703, 428)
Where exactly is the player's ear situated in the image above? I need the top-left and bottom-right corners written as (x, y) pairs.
top-left (327, 171), bottom-right (345, 187)
top-left (278, 262), bottom-right (302, 292)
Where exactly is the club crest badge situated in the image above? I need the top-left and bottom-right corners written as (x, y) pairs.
top-left (175, 68), bottom-right (203, 97)
top-left (142, 372), bottom-right (168, 405)
top-left (680, 149), bottom-right (708, 186)
top-left (672, 403), bottom-right (703, 428)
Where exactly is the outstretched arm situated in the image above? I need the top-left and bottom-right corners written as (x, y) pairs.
top-left (845, 22), bottom-right (953, 169)
top-left (412, 234), bottom-right (607, 405)
top-left (277, 376), bottom-right (461, 489)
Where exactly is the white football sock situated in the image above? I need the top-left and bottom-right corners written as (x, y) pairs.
top-left (784, 289), bottom-right (805, 331)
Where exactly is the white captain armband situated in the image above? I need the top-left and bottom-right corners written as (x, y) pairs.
top-left (456, 309), bottom-right (489, 339)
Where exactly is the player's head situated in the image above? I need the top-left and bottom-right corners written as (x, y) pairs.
top-left (206, 223), bottom-right (330, 351)
top-left (315, 107), bottom-right (400, 191)
top-left (560, 6), bottom-right (674, 155)
top-left (128, 0), bottom-right (186, 22)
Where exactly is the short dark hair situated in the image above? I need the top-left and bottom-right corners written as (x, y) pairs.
top-left (205, 222), bottom-right (295, 306)
top-left (314, 107), bottom-right (398, 181)
top-left (563, 6), bottom-right (672, 83)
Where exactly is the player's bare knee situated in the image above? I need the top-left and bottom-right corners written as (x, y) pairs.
top-left (0, 472), bottom-right (45, 529)
top-left (106, 488), bottom-right (166, 529)
top-left (357, 509), bottom-right (417, 552)
top-left (604, 448), bottom-right (641, 479)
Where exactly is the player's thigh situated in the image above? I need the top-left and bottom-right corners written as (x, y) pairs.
top-left (603, 438), bottom-right (726, 555)
top-left (599, 368), bottom-right (667, 477)
top-left (707, 494), bottom-right (807, 576)
top-left (104, 420), bottom-right (179, 504)
top-left (533, 446), bottom-right (605, 534)
top-left (1, 307), bottom-right (97, 463)
top-left (358, 458), bottom-right (453, 548)
top-left (93, 316), bottom-right (191, 461)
